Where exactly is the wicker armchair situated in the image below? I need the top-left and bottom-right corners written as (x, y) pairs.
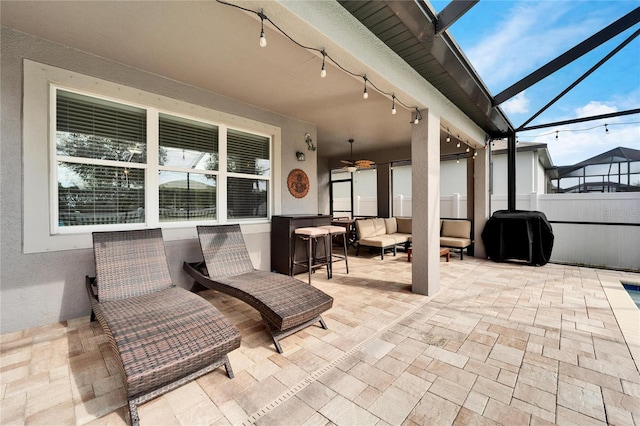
top-left (183, 224), bottom-right (333, 353)
top-left (87, 229), bottom-right (241, 426)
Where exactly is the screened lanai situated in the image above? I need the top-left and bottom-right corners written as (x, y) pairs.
top-left (553, 146), bottom-right (640, 193)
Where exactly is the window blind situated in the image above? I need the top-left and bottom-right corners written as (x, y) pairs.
top-left (56, 90), bottom-right (146, 163)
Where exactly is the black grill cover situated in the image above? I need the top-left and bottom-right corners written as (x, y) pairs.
top-left (482, 210), bottom-right (554, 266)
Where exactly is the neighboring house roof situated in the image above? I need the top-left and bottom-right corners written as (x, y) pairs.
top-left (489, 140), bottom-right (555, 170)
top-left (555, 147), bottom-right (640, 177)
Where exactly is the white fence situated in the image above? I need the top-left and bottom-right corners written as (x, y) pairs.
top-left (336, 193), bottom-right (640, 270)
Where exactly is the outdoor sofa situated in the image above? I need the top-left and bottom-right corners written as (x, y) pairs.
top-left (355, 217), bottom-right (473, 260)
top-left (86, 228), bottom-right (241, 425)
top-left (183, 224), bottom-right (334, 353)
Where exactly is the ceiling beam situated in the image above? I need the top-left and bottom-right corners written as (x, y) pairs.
top-left (494, 6), bottom-right (640, 107)
top-left (518, 108), bottom-right (640, 132)
top-left (435, 0), bottom-right (479, 36)
top-left (518, 28), bottom-right (640, 130)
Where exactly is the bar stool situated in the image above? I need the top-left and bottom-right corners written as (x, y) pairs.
top-left (318, 225), bottom-right (349, 278)
top-left (291, 227), bottom-right (330, 284)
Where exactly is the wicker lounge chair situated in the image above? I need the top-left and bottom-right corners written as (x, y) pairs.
top-left (183, 224), bottom-right (334, 353)
top-left (86, 229), bottom-right (241, 426)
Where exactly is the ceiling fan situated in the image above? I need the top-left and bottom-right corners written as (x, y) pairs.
top-left (341, 139), bottom-right (374, 172)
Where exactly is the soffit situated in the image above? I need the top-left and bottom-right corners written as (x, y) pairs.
top-left (338, 0), bottom-right (513, 138)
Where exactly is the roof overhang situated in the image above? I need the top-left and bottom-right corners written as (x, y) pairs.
top-left (338, 0), bottom-right (514, 139)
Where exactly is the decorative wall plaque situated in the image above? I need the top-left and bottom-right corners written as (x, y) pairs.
top-left (287, 168), bottom-right (309, 199)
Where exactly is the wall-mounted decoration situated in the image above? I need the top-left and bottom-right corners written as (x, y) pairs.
top-left (287, 168), bottom-right (309, 199)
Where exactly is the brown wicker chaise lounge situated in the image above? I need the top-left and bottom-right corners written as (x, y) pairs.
top-left (183, 224), bottom-right (334, 353)
top-left (86, 229), bottom-right (241, 426)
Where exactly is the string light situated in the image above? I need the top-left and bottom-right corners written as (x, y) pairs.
top-left (216, 0), bottom-right (422, 119)
top-left (446, 129), bottom-right (451, 143)
top-left (320, 50), bottom-right (327, 78)
top-left (362, 76), bottom-right (369, 99)
top-left (456, 140), bottom-right (461, 148)
top-left (520, 120), bottom-right (640, 142)
top-left (412, 108), bottom-right (422, 124)
top-left (258, 8), bottom-right (267, 47)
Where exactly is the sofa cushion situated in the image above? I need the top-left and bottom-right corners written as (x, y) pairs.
top-left (373, 218), bottom-right (387, 236)
top-left (396, 217), bottom-right (412, 234)
top-left (387, 233), bottom-right (410, 244)
top-left (356, 219), bottom-right (376, 239)
top-left (442, 220), bottom-right (471, 239)
top-left (384, 217), bottom-right (398, 234)
top-left (359, 236), bottom-right (398, 248)
top-left (440, 236), bottom-right (472, 248)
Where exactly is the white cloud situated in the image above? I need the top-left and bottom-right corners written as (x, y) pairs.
top-left (502, 91), bottom-right (530, 114)
top-left (575, 101), bottom-right (617, 118)
top-left (465, 2), bottom-right (602, 91)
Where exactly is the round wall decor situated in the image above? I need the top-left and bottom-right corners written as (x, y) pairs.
top-left (287, 168), bottom-right (309, 198)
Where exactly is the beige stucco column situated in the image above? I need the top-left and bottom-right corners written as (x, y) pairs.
top-left (411, 109), bottom-right (440, 296)
top-left (473, 146), bottom-right (490, 258)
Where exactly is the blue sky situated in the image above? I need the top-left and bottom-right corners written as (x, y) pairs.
top-left (431, 0), bottom-right (640, 166)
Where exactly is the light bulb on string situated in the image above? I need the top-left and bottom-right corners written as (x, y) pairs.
top-left (456, 156), bottom-right (460, 164)
top-left (446, 129), bottom-right (451, 143)
top-left (362, 76), bottom-right (369, 99)
top-left (413, 108), bottom-right (421, 124)
top-left (605, 123), bottom-right (609, 135)
top-left (320, 50), bottom-right (327, 78)
top-left (555, 131), bottom-right (558, 141)
top-left (391, 95), bottom-right (397, 115)
top-left (258, 9), bottom-right (267, 47)
top-left (466, 145), bottom-right (470, 153)
top-left (456, 141), bottom-right (460, 148)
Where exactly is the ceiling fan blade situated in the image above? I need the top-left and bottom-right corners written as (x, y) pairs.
top-left (340, 159), bottom-right (354, 165)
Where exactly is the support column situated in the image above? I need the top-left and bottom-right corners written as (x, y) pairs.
top-left (473, 146), bottom-right (490, 258)
top-left (466, 154), bottom-right (475, 256)
top-left (507, 131), bottom-right (517, 212)
top-left (411, 109), bottom-right (440, 296)
top-left (376, 163), bottom-right (391, 218)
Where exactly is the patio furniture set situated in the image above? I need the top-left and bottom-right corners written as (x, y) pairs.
top-left (354, 217), bottom-right (473, 260)
top-left (86, 225), bottom-right (334, 425)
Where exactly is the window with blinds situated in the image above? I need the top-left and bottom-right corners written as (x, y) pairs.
top-left (158, 114), bottom-right (218, 222)
top-left (227, 129), bottom-right (270, 219)
top-left (56, 90), bottom-right (146, 227)
top-left (53, 88), bottom-right (271, 230)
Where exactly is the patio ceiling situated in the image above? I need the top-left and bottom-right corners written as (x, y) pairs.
top-left (1, 0), bottom-right (505, 160)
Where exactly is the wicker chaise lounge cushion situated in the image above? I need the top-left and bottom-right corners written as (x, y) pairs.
top-left (201, 268), bottom-right (333, 331)
top-left (95, 287), bottom-right (241, 398)
top-left (184, 225), bottom-right (333, 353)
top-left (88, 228), bottom-right (241, 424)
top-left (93, 229), bottom-right (175, 301)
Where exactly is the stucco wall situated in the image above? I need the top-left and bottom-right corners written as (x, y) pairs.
top-left (0, 28), bottom-right (318, 334)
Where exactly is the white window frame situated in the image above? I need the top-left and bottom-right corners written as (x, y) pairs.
top-left (24, 60), bottom-right (281, 253)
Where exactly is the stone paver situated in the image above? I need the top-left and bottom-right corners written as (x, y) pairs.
top-left (1, 254), bottom-right (639, 425)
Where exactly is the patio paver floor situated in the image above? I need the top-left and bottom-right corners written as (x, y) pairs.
top-left (1, 250), bottom-right (639, 425)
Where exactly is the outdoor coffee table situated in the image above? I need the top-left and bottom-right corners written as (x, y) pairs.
top-left (407, 247), bottom-right (450, 262)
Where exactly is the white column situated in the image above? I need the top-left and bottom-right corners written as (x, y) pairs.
top-left (411, 109), bottom-right (440, 296)
top-left (473, 146), bottom-right (490, 258)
